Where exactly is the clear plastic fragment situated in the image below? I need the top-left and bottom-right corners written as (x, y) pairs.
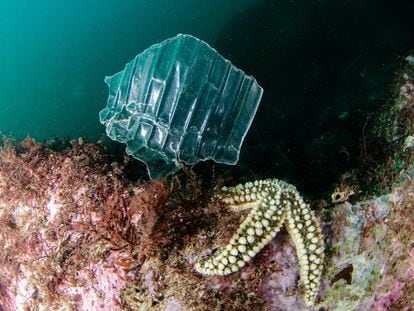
top-left (100, 34), bottom-right (263, 179)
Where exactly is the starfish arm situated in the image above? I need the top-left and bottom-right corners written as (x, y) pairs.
top-left (284, 191), bottom-right (325, 307)
top-left (216, 182), bottom-right (261, 212)
top-left (195, 180), bottom-right (289, 275)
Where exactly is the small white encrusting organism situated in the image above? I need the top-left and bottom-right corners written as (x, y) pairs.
top-left (194, 179), bottom-right (324, 307)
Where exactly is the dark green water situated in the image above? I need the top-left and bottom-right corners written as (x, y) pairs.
top-left (1, 0), bottom-right (413, 194)
top-left (212, 0), bottom-right (414, 194)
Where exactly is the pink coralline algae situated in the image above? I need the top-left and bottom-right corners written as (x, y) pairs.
top-left (0, 138), bottom-right (169, 310)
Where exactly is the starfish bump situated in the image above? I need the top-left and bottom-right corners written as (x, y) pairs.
top-left (195, 179), bottom-right (324, 307)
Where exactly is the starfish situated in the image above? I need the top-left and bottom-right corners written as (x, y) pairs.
top-left (195, 179), bottom-right (324, 307)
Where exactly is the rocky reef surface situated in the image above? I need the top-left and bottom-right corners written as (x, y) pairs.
top-left (1, 64), bottom-right (414, 311)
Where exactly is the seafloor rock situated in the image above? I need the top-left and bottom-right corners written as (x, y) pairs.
top-left (0, 138), bottom-right (271, 310)
top-left (1, 137), bottom-right (414, 310)
top-left (318, 166), bottom-right (414, 310)
top-left (0, 139), bottom-right (170, 310)
top-left (1, 68), bottom-right (414, 310)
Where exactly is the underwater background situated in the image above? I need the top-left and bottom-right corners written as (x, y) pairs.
top-left (0, 0), bottom-right (260, 140)
top-left (1, 0), bottom-right (414, 194)
top-left (2, 1), bottom-right (414, 310)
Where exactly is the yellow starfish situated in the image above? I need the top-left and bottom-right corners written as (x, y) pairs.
top-left (195, 179), bottom-right (324, 307)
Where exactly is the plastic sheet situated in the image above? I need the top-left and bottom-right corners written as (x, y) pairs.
top-left (100, 34), bottom-right (263, 179)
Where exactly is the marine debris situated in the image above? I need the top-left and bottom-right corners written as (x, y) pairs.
top-left (100, 34), bottom-right (262, 180)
